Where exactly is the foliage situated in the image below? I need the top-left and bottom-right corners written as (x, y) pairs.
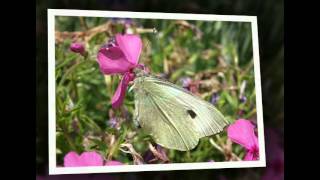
top-left (55, 16), bottom-right (256, 165)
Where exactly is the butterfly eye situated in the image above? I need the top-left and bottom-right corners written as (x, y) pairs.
top-left (134, 119), bottom-right (141, 129)
top-left (187, 110), bottom-right (197, 119)
top-left (135, 123), bottom-right (141, 129)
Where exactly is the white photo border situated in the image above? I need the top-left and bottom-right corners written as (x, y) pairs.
top-left (48, 9), bottom-right (266, 175)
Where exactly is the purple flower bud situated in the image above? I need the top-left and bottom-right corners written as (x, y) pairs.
top-left (240, 96), bottom-right (247, 103)
top-left (210, 93), bottom-right (219, 105)
top-left (180, 77), bottom-right (192, 89)
top-left (111, 18), bottom-right (133, 26)
top-left (143, 150), bottom-right (154, 163)
top-left (70, 43), bottom-right (85, 55)
top-left (71, 118), bottom-right (79, 133)
top-left (238, 109), bottom-right (245, 116)
top-left (111, 17), bottom-right (119, 23)
top-left (124, 18), bottom-right (133, 26)
top-left (107, 117), bottom-right (117, 129)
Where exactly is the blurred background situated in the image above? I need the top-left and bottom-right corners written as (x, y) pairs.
top-left (36, 0), bottom-right (283, 179)
top-left (55, 17), bottom-right (256, 165)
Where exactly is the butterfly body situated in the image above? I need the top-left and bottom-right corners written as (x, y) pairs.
top-left (130, 74), bottom-right (229, 151)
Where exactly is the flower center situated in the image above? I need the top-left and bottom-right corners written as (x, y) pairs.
top-left (102, 46), bottom-right (124, 60)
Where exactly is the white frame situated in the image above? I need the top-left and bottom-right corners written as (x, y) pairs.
top-left (48, 9), bottom-right (266, 175)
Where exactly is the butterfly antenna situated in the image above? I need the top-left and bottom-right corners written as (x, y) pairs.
top-left (140, 27), bottom-right (157, 62)
top-left (128, 83), bottom-right (135, 92)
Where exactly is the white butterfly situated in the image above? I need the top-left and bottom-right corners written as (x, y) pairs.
top-left (129, 72), bottom-right (229, 151)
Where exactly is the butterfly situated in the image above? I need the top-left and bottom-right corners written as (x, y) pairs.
top-left (129, 69), bottom-right (229, 151)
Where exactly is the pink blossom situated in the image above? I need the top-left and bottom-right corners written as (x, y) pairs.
top-left (64, 151), bottom-right (103, 167)
top-left (97, 34), bottom-right (142, 74)
top-left (97, 34), bottom-right (142, 108)
top-left (227, 119), bottom-right (259, 161)
top-left (64, 151), bottom-right (124, 167)
top-left (70, 43), bottom-right (85, 55)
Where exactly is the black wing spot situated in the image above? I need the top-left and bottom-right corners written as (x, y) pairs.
top-left (187, 110), bottom-right (197, 119)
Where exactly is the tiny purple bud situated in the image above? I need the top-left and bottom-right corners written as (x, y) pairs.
top-left (240, 96), bottom-right (247, 103)
top-left (107, 117), bottom-right (117, 129)
top-left (210, 93), bottom-right (219, 105)
top-left (124, 18), bottom-right (133, 26)
top-left (111, 17), bottom-right (119, 23)
top-left (238, 109), bottom-right (245, 116)
top-left (180, 77), bottom-right (192, 89)
top-left (70, 43), bottom-right (85, 55)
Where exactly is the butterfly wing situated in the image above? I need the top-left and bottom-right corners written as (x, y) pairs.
top-left (133, 76), bottom-right (229, 151)
top-left (144, 77), bottom-right (230, 137)
top-left (134, 84), bottom-right (200, 151)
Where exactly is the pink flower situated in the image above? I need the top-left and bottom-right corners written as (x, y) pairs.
top-left (227, 119), bottom-right (259, 161)
top-left (64, 151), bottom-right (124, 167)
top-left (97, 34), bottom-right (142, 108)
top-left (70, 43), bottom-right (85, 55)
top-left (105, 160), bottom-right (123, 166)
top-left (64, 151), bottom-right (104, 167)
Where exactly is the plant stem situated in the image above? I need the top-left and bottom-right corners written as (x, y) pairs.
top-left (62, 125), bottom-right (77, 151)
top-left (58, 60), bottom-right (90, 87)
top-left (79, 17), bottom-right (88, 31)
top-left (209, 138), bottom-right (241, 161)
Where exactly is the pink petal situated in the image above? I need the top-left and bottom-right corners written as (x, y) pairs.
top-left (227, 119), bottom-right (258, 150)
top-left (97, 47), bottom-right (135, 75)
top-left (105, 160), bottom-right (123, 166)
top-left (70, 43), bottom-right (85, 55)
top-left (63, 151), bottom-right (104, 167)
top-left (115, 34), bottom-right (142, 65)
top-left (64, 151), bottom-right (81, 167)
top-left (111, 72), bottom-right (135, 109)
top-left (244, 151), bottom-right (255, 161)
top-left (79, 152), bottom-right (104, 166)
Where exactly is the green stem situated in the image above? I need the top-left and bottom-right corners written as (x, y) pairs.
top-left (209, 138), bottom-right (241, 161)
top-left (62, 125), bottom-right (77, 151)
top-left (71, 73), bottom-right (79, 101)
top-left (79, 17), bottom-right (88, 31)
top-left (245, 108), bottom-right (257, 119)
top-left (58, 60), bottom-right (92, 87)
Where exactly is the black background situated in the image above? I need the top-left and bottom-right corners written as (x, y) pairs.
top-left (36, 0), bottom-right (284, 179)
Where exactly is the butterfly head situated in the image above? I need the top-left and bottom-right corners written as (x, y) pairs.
top-left (133, 65), bottom-right (149, 77)
top-left (128, 74), bottom-right (146, 93)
